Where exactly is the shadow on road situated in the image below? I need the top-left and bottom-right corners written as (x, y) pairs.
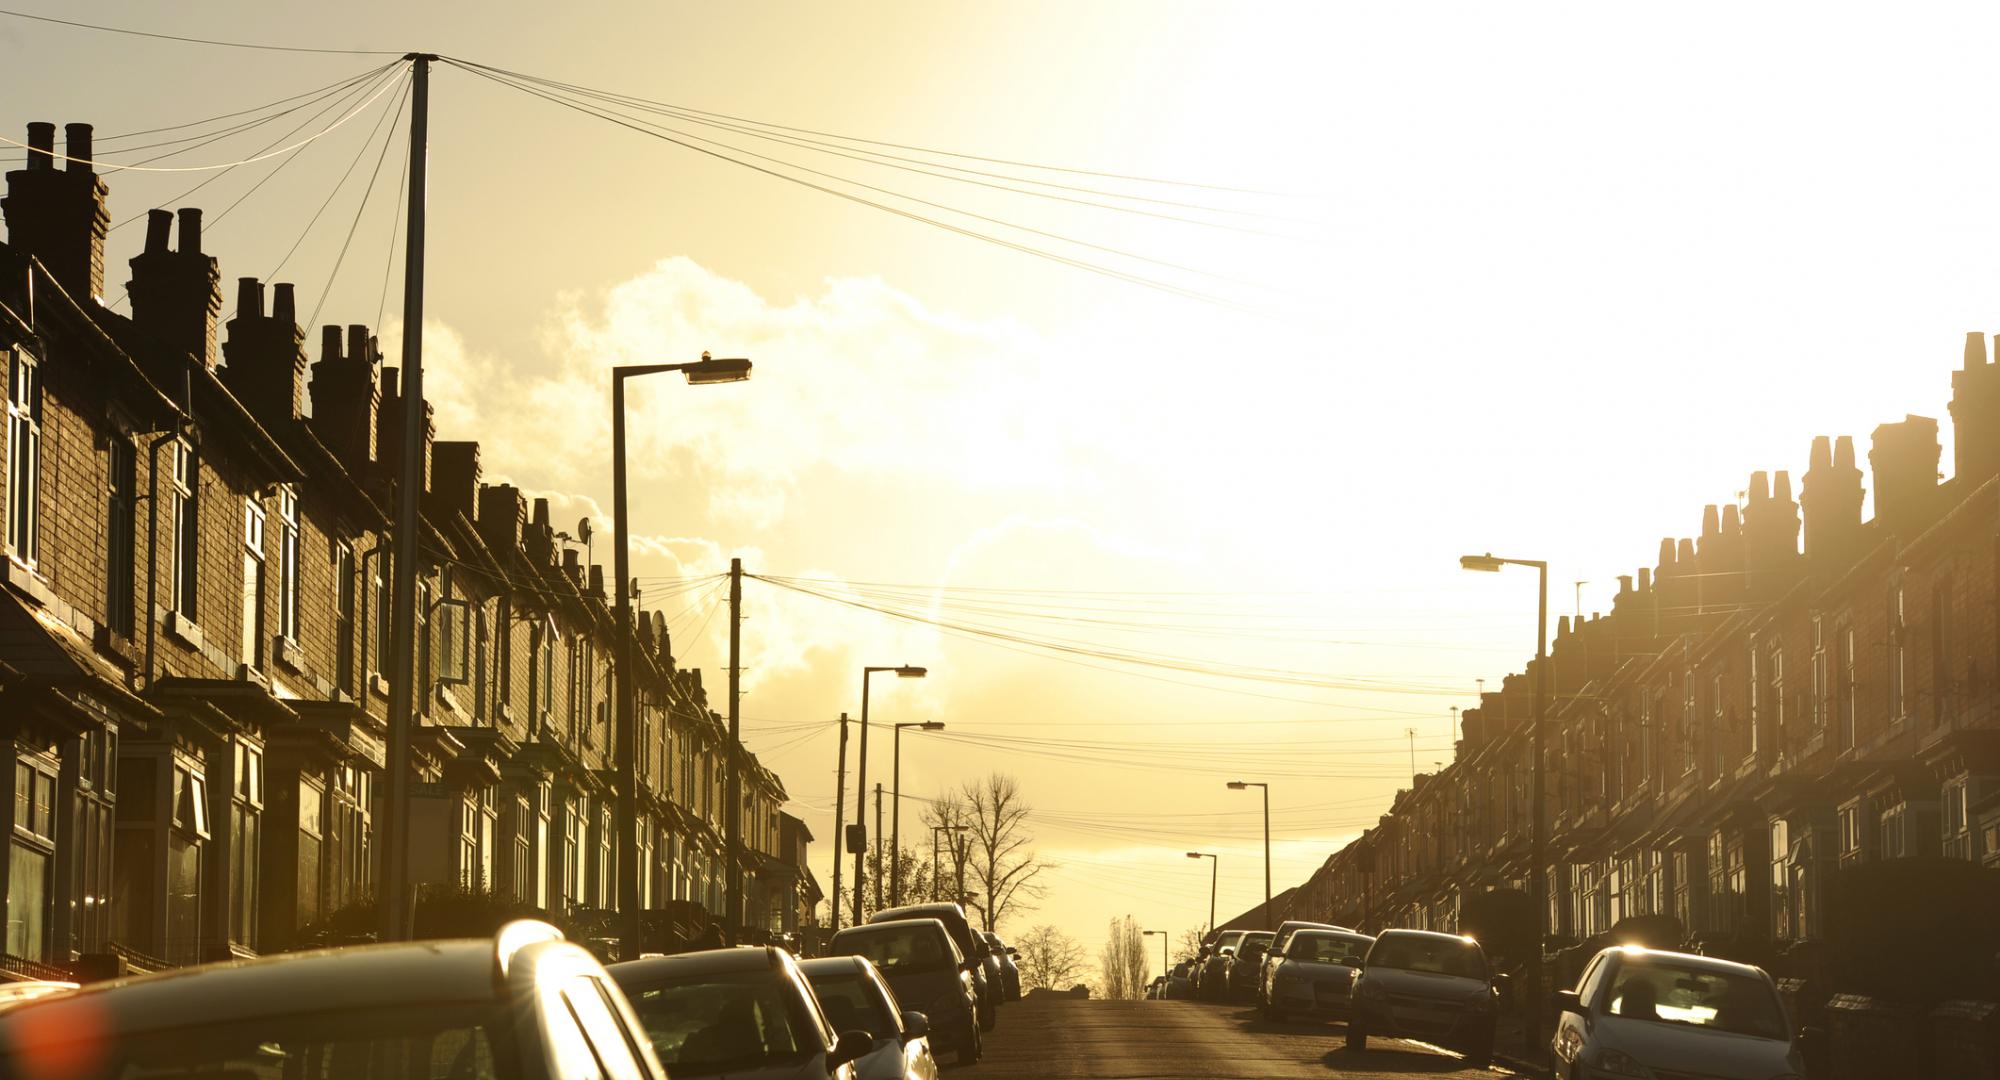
top-left (1316, 1046), bottom-right (1486, 1074)
top-left (1224, 1007), bottom-right (1340, 1036)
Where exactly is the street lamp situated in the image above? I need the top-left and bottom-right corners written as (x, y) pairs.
top-left (853, 664), bottom-right (926, 925)
top-left (891, 720), bottom-right (946, 906)
top-left (1186, 851), bottom-right (1218, 935)
top-left (1227, 781), bottom-right (1271, 928)
top-left (1460, 550), bottom-right (1548, 1058)
top-left (932, 824), bottom-right (969, 902)
top-left (612, 352), bottom-right (750, 959)
top-left (1142, 929), bottom-right (1168, 981)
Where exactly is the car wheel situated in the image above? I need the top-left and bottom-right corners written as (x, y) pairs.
top-left (978, 993), bottom-right (997, 1031)
top-left (1344, 1025), bottom-right (1366, 1052)
top-left (956, 1016), bottom-right (982, 1066)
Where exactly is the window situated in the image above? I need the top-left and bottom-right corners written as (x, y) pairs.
top-left (1840, 627), bottom-right (1858, 750)
top-left (171, 441), bottom-right (198, 618)
top-left (1681, 672), bottom-right (1697, 776)
top-left (372, 555), bottom-right (390, 681)
top-left (1811, 616), bottom-right (1827, 733)
top-left (241, 499), bottom-right (267, 669)
top-left (1840, 804), bottom-right (1863, 860)
top-left (106, 437), bottom-right (137, 635)
top-left (229, 742), bottom-right (263, 947)
top-left (72, 727), bottom-right (116, 954)
top-left (1943, 778), bottom-right (1971, 860)
top-left (1770, 819), bottom-right (1790, 939)
top-left (1933, 575), bottom-right (1957, 724)
top-left (597, 803), bottom-right (615, 909)
top-left (277, 487), bottom-right (300, 643)
top-left (562, 795), bottom-right (586, 910)
top-left (298, 776), bottom-right (324, 928)
top-left (1710, 672), bottom-right (1726, 776)
top-left (1761, 644), bottom-right (1783, 758)
top-left (9, 756), bottom-right (56, 960)
top-left (1888, 586), bottom-right (1906, 721)
top-left (335, 543), bottom-right (357, 695)
top-left (5, 346), bottom-right (40, 567)
top-left (166, 759), bottom-right (209, 965)
top-left (1880, 803), bottom-right (1907, 859)
top-left (327, 766), bottom-right (372, 913)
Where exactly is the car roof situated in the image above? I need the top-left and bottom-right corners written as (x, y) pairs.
top-left (1599, 946), bottom-right (1770, 979)
top-left (0, 938), bottom-right (504, 1042)
top-left (609, 946), bottom-right (785, 983)
top-left (1293, 928), bottom-right (1373, 942)
top-left (1373, 929), bottom-right (1480, 946)
top-left (797, 956), bottom-right (875, 979)
top-left (838, 917), bottom-right (952, 939)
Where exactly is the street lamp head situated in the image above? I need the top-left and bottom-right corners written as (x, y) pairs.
top-left (1226, 781), bottom-right (1249, 790)
top-left (1185, 851), bottom-right (1203, 859)
top-left (921, 721), bottom-right (946, 731)
top-left (895, 666), bottom-right (927, 678)
top-left (1460, 553), bottom-right (1505, 572)
top-left (683, 352), bottom-right (752, 385)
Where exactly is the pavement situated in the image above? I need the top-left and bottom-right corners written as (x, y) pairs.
top-left (951, 994), bottom-right (1542, 1079)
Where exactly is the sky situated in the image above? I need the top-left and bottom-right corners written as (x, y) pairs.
top-left (11, 2), bottom-right (2000, 966)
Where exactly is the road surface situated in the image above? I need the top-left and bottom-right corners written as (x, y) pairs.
top-left (955, 994), bottom-right (1532, 1078)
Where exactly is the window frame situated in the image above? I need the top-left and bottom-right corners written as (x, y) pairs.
top-left (5, 344), bottom-right (42, 569)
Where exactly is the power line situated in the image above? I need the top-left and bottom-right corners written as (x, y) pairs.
top-left (307, 74), bottom-right (413, 328)
top-left (0, 8), bottom-right (403, 56)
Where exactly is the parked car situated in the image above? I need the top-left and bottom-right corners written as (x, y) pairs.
top-left (0, 920), bottom-right (668, 1079)
top-left (611, 946), bottom-right (871, 1080)
top-left (1551, 945), bottom-right (1805, 1080)
top-left (0, 981), bottom-right (76, 1010)
top-left (1199, 930), bottom-right (1248, 1000)
top-left (830, 917), bottom-right (982, 1065)
top-left (1224, 930), bottom-right (1275, 1002)
top-left (870, 902), bottom-right (999, 1030)
top-left (1346, 929), bottom-right (1498, 1068)
top-left (1262, 928), bottom-right (1374, 1022)
top-left (1163, 960), bottom-right (1194, 1000)
top-left (1258, 920), bottom-right (1348, 1006)
top-left (799, 955), bottom-right (941, 1080)
top-left (983, 931), bottom-right (1022, 1001)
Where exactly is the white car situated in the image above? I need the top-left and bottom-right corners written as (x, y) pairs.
top-left (800, 956), bottom-right (941, 1080)
top-left (1551, 946), bottom-right (1805, 1080)
top-left (1263, 929), bottom-right (1373, 1022)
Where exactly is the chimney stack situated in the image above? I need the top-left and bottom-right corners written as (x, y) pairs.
top-left (1802, 434), bottom-right (1865, 571)
top-left (221, 276), bottom-right (310, 429)
top-left (377, 360), bottom-right (434, 496)
top-left (127, 205), bottom-right (222, 369)
top-left (1870, 415), bottom-right (1942, 541)
top-left (478, 483), bottom-right (527, 556)
top-left (430, 442), bottom-right (482, 523)
top-left (4, 121), bottom-right (111, 300)
top-left (1951, 331), bottom-right (2000, 486)
top-left (308, 322), bottom-right (379, 471)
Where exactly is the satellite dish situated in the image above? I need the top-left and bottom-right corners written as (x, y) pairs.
top-left (577, 518), bottom-right (593, 545)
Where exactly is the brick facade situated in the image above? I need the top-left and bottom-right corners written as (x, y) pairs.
top-left (0, 121), bottom-right (801, 976)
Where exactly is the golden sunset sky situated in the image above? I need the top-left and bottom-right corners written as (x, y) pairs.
top-left (12, 1), bottom-right (2000, 954)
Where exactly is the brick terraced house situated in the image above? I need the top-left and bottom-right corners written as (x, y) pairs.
top-left (0, 121), bottom-right (803, 978)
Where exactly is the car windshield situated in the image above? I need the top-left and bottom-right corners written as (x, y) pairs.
top-left (1604, 958), bottom-right (1788, 1040)
top-left (623, 968), bottom-right (813, 1076)
top-left (1241, 933), bottom-right (1274, 951)
top-left (1367, 936), bottom-right (1488, 980)
top-left (1291, 933), bottom-right (1372, 966)
top-left (0, 1002), bottom-right (513, 1079)
top-left (804, 972), bottom-right (895, 1039)
top-left (833, 927), bottom-right (958, 974)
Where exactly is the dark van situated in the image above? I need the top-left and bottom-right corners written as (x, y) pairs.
top-left (868, 902), bottom-right (998, 1031)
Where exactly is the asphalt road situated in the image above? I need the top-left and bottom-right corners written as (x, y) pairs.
top-left (953, 995), bottom-right (1532, 1079)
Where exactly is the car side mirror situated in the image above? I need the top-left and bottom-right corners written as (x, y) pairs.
top-left (1007, 947), bottom-right (1018, 956)
top-left (830, 1029), bottom-right (875, 1068)
top-left (900, 1010), bottom-right (930, 1041)
top-left (1551, 988), bottom-right (1582, 1017)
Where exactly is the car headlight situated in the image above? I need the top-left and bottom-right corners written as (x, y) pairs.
top-left (1591, 1048), bottom-right (1652, 1077)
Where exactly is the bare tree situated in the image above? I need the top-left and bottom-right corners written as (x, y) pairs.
top-left (1015, 924), bottom-right (1088, 992)
top-left (837, 847), bottom-right (934, 922)
top-left (927, 773), bottom-right (1049, 933)
top-left (1176, 927), bottom-right (1206, 964)
top-left (1097, 916), bottom-right (1150, 1000)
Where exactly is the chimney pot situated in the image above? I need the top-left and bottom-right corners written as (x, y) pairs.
top-left (143, 208), bottom-right (172, 254)
top-left (63, 123), bottom-right (92, 174)
top-left (347, 324), bottom-right (368, 365)
top-left (1749, 470), bottom-right (1769, 502)
top-left (1638, 567), bottom-right (1653, 591)
top-left (532, 498), bottom-right (552, 529)
top-left (236, 277), bottom-right (263, 320)
top-left (24, 122), bottom-right (54, 170)
top-left (1617, 574), bottom-right (1633, 596)
top-left (1834, 435), bottom-right (1857, 471)
top-left (1657, 537), bottom-right (1676, 566)
top-left (320, 325), bottom-right (344, 362)
top-left (271, 283), bottom-right (295, 326)
top-left (1810, 435), bottom-right (1832, 472)
top-left (1969, 331), bottom-right (1989, 370)
top-left (176, 207), bottom-right (202, 255)
top-left (1702, 504), bottom-right (1720, 538)
top-left (1773, 470), bottom-right (1794, 504)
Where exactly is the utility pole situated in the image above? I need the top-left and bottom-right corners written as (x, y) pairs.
top-left (379, 52), bottom-right (434, 945)
top-left (873, 783), bottom-right (884, 909)
top-left (831, 712), bottom-right (849, 932)
top-left (724, 558), bottom-right (743, 939)
top-left (1406, 727), bottom-right (1417, 781)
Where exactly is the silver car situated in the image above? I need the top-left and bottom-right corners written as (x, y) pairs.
top-left (1551, 946), bottom-right (1804, 1080)
top-left (1346, 929), bottom-right (1498, 1068)
top-left (610, 947), bottom-right (868, 1080)
top-left (1263, 929), bottom-right (1373, 1022)
top-left (800, 956), bottom-right (941, 1080)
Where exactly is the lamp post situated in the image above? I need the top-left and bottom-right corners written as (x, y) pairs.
top-left (932, 823), bottom-right (968, 902)
top-left (1227, 780), bottom-right (1271, 927)
top-left (612, 352), bottom-right (751, 960)
top-left (1143, 929), bottom-right (1167, 984)
top-left (1460, 551), bottom-right (1548, 1058)
top-left (852, 664), bottom-right (925, 925)
top-left (891, 720), bottom-right (946, 906)
top-left (1186, 851), bottom-right (1217, 935)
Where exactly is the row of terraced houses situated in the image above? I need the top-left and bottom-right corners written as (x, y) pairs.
top-left (1281, 320), bottom-right (2000, 966)
top-left (0, 121), bottom-right (820, 978)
